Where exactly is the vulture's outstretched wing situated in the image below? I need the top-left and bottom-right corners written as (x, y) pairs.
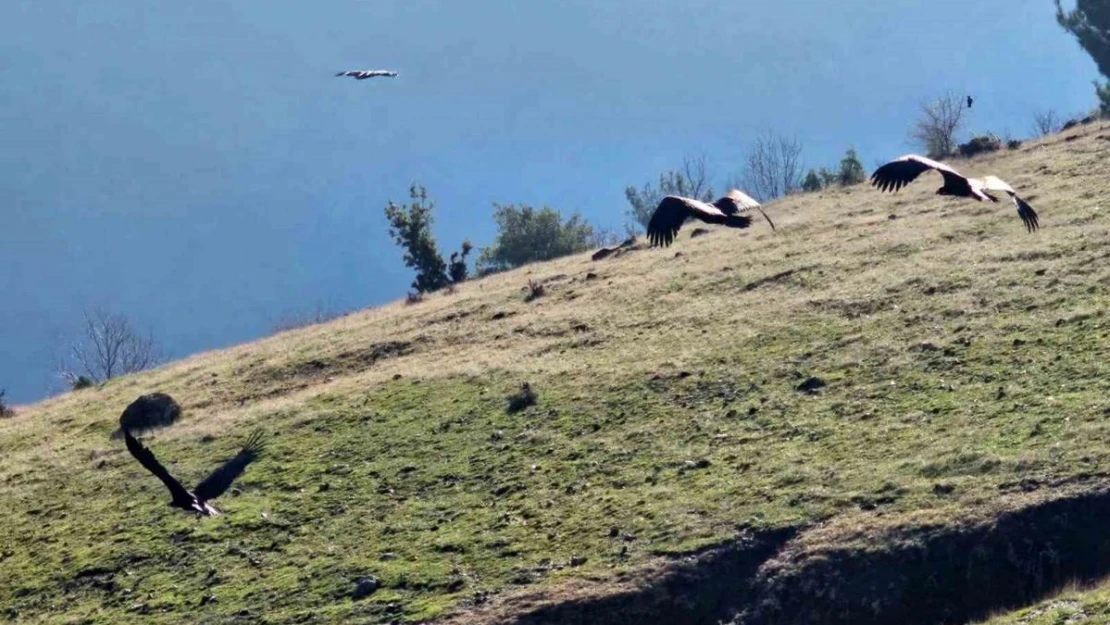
top-left (123, 429), bottom-right (192, 505)
top-left (335, 69), bottom-right (398, 79)
top-left (646, 196), bottom-right (726, 248)
top-left (723, 189), bottom-right (776, 231)
top-left (871, 154), bottom-right (966, 193)
top-left (982, 176), bottom-right (1039, 232)
top-left (110, 393), bottom-right (182, 440)
top-left (193, 430), bottom-right (265, 501)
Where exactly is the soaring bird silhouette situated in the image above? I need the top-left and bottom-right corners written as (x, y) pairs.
top-left (109, 393), bottom-right (182, 440)
top-left (871, 154), bottom-right (1039, 232)
top-left (123, 428), bottom-right (265, 516)
top-left (646, 189), bottom-right (776, 248)
top-left (335, 69), bottom-right (398, 80)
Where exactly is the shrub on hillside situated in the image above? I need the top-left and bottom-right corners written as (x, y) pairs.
top-left (476, 203), bottom-right (594, 273)
top-left (0, 390), bottom-right (11, 418)
top-left (506, 382), bottom-right (538, 414)
top-left (958, 134), bottom-right (1002, 158)
top-left (448, 240), bottom-right (473, 285)
top-left (801, 169), bottom-right (823, 192)
top-left (522, 279), bottom-right (545, 302)
top-left (837, 148), bottom-right (867, 186)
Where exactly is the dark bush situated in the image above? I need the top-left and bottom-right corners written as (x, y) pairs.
top-left (506, 382), bottom-right (538, 414)
top-left (958, 134), bottom-right (1002, 158)
top-left (523, 279), bottom-right (545, 302)
top-left (0, 390), bottom-right (11, 417)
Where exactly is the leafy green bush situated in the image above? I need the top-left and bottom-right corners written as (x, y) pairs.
top-left (477, 203), bottom-right (594, 273)
top-left (802, 169), bottom-right (823, 192)
top-left (838, 148), bottom-right (867, 186)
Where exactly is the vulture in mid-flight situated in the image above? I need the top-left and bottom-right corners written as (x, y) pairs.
top-left (123, 427), bottom-right (265, 516)
top-left (646, 189), bottom-right (776, 248)
top-left (870, 154), bottom-right (1039, 232)
top-left (335, 69), bottom-right (398, 80)
top-left (109, 392), bottom-right (182, 440)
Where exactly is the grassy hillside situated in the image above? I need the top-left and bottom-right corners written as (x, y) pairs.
top-left (3, 123), bottom-right (1110, 625)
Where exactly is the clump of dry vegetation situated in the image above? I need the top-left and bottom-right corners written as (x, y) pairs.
top-left (522, 278), bottom-right (545, 302)
top-left (505, 381), bottom-right (538, 414)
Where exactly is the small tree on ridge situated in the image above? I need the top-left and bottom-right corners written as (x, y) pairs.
top-left (384, 184), bottom-right (450, 294)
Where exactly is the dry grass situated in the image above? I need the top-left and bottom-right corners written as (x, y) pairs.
top-left (2, 123), bottom-right (1110, 624)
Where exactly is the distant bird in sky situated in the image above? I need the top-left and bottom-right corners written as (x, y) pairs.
top-left (110, 392), bottom-right (182, 440)
top-left (967, 95), bottom-right (973, 108)
top-left (123, 427), bottom-right (265, 516)
top-left (646, 189), bottom-right (775, 248)
top-left (870, 154), bottom-right (1039, 232)
top-left (335, 69), bottom-right (398, 80)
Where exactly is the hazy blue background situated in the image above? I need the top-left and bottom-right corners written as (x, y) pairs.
top-left (0, 0), bottom-right (1098, 403)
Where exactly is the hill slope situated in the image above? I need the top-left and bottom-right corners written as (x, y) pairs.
top-left (3, 123), bottom-right (1110, 625)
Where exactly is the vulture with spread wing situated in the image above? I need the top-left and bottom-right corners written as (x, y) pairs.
top-left (335, 69), bottom-right (398, 80)
top-left (109, 392), bottom-right (181, 440)
top-left (123, 428), bottom-right (265, 516)
top-left (870, 154), bottom-right (1039, 232)
top-left (646, 189), bottom-right (776, 248)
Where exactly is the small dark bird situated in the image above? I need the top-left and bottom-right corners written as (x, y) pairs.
top-left (110, 393), bottom-right (182, 440)
top-left (967, 95), bottom-right (973, 109)
top-left (870, 154), bottom-right (1039, 232)
top-left (123, 428), bottom-right (265, 516)
top-left (335, 69), bottom-right (398, 80)
top-left (646, 189), bottom-right (776, 248)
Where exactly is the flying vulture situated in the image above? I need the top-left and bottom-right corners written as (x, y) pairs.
top-left (123, 428), bottom-right (265, 516)
top-left (335, 69), bottom-right (398, 80)
top-left (109, 392), bottom-right (182, 440)
top-left (870, 154), bottom-right (1039, 232)
top-left (646, 189), bottom-right (776, 248)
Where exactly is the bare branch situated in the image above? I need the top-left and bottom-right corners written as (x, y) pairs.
top-left (1032, 110), bottom-right (1061, 137)
top-left (737, 131), bottom-right (804, 202)
top-left (910, 91), bottom-right (966, 158)
top-left (68, 308), bottom-right (161, 383)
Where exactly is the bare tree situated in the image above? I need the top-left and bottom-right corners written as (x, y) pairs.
top-left (1032, 110), bottom-right (1062, 137)
top-left (66, 308), bottom-right (161, 383)
top-left (588, 223), bottom-right (624, 248)
top-left (272, 302), bottom-right (348, 334)
top-left (624, 153), bottom-right (714, 231)
top-left (736, 131), bottom-right (804, 202)
top-left (910, 92), bottom-right (966, 158)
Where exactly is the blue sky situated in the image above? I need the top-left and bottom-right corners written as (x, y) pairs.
top-left (0, 0), bottom-right (1099, 403)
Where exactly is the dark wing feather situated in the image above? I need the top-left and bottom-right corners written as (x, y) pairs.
top-left (1014, 195), bottom-right (1039, 233)
top-left (871, 154), bottom-right (965, 193)
top-left (646, 196), bottom-right (725, 248)
top-left (193, 430), bottom-right (265, 501)
top-left (123, 429), bottom-right (193, 505)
